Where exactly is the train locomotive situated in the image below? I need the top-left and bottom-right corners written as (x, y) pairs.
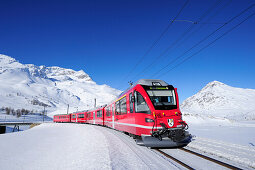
top-left (54, 79), bottom-right (192, 148)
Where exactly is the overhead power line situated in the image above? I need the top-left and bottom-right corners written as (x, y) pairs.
top-left (158, 11), bottom-right (255, 78)
top-left (118, 0), bottom-right (189, 85)
top-left (130, 0), bottom-right (223, 81)
top-left (157, 9), bottom-right (255, 78)
top-left (151, 3), bottom-right (255, 78)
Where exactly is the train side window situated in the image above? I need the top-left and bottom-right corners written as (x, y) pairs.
top-left (120, 96), bottom-right (127, 114)
top-left (78, 114), bottom-right (84, 118)
top-left (112, 105), bottom-right (114, 115)
top-left (97, 110), bottom-right (102, 117)
top-left (115, 101), bottom-right (120, 115)
top-left (129, 93), bottom-right (134, 113)
top-left (106, 107), bottom-right (110, 117)
top-left (134, 91), bottom-right (150, 114)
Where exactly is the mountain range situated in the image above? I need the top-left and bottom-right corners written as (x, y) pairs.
top-left (0, 54), bottom-right (121, 116)
top-left (181, 81), bottom-right (255, 121)
top-left (1, 54), bottom-right (254, 120)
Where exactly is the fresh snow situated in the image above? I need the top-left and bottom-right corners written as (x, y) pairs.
top-left (0, 123), bottom-right (182, 170)
top-left (179, 81), bottom-right (255, 169)
top-left (182, 116), bottom-right (255, 169)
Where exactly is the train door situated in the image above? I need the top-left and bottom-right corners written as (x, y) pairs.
top-left (112, 104), bottom-right (114, 128)
top-left (93, 111), bottom-right (96, 124)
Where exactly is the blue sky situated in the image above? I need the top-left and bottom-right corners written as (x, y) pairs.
top-left (0, 0), bottom-right (254, 102)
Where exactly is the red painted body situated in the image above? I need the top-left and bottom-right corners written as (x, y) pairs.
top-left (76, 112), bottom-right (87, 123)
top-left (53, 114), bottom-right (71, 123)
top-left (70, 113), bottom-right (77, 123)
top-left (53, 79), bottom-right (190, 147)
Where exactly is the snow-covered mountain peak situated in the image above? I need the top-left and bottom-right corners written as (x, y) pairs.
top-left (199, 80), bottom-right (227, 92)
top-left (0, 54), bottom-right (23, 69)
top-left (205, 80), bottom-right (225, 87)
top-left (0, 54), bottom-right (16, 63)
top-left (45, 66), bottom-right (92, 82)
top-left (181, 81), bottom-right (255, 120)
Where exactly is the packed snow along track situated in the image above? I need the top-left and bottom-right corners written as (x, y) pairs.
top-left (188, 137), bottom-right (255, 169)
top-left (0, 123), bottom-right (183, 170)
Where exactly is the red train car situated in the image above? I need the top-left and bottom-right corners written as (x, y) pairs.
top-left (105, 79), bottom-right (191, 148)
top-left (70, 113), bottom-right (77, 123)
top-left (104, 104), bottom-right (114, 128)
top-left (86, 111), bottom-right (94, 124)
top-left (76, 111), bottom-right (87, 123)
top-left (53, 114), bottom-right (71, 123)
top-left (94, 107), bottom-right (105, 126)
top-left (54, 79), bottom-right (191, 148)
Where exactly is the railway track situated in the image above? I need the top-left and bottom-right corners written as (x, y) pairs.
top-left (155, 148), bottom-right (242, 170)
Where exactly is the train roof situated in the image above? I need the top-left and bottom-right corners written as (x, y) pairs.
top-left (85, 104), bottom-right (107, 112)
top-left (135, 79), bottom-right (169, 86)
top-left (118, 79), bottom-right (170, 98)
top-left (54, 114), bottom-right (69, 116)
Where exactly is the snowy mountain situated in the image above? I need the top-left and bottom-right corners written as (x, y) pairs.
top-left (181, 81), bottom-right (255, 121)
top-left (0, 54), bottom-right (121, 116)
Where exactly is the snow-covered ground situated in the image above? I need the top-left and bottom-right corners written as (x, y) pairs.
top-left (177, 80), bottom-right (255, 169)
top-left (0, 122), bottom-right (254, 169)
top-left (0, 123), bottom-right (184, 170)
top-left (182, 113), bottom-right (255, 169)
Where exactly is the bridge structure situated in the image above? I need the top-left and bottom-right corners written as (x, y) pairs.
top-left (0, 122), bottom-right (41, 134)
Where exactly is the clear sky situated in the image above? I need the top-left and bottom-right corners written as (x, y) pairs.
top-left (0, 0), bottom-right (254, 102)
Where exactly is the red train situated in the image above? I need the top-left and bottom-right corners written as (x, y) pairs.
top-left (54, 79), bottom-right (191, 148)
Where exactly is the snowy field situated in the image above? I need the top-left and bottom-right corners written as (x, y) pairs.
top-left (0, 123), bottom-right (183, 170)
top-left (1, 122), bottom-right (254, 169)
top-left (183, 114), bottom-right (255, 168)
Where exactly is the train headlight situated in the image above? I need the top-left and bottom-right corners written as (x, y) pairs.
top-left (145, 118), bottom-right (154, 123)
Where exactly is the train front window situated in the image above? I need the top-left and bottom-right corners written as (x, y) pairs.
top-left (146, 89), bottom-right (177, 110)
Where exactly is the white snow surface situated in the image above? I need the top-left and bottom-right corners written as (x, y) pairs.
top-left (0, 123), bottom-right (182, 170)
top-left (0, 54), bottom-right (121, 116)
top-left (181, 113), bottom-right (255, 169)
top-left (181, 81), bottom-right (255, 121)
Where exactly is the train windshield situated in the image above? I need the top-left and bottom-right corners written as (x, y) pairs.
top-left (146, 89), bottom-right (177, 110)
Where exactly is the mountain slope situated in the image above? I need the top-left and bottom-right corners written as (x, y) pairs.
top-left (0, 54), bottom-right (121, 115)
top-left (181, 81), bottom-right (255, 121)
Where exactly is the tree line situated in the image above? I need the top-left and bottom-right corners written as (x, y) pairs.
top-left (1, 107), bottom-right (36, 118)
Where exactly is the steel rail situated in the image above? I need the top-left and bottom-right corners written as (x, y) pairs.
top-left (180, 148), bottom-right (242, 170)
top-left (155, 149), bottom-right (194, 170)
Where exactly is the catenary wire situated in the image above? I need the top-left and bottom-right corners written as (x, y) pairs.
top-left (117, 0), bottom-right (189, 88)
top-left (151, 3), bottom-right (255, 78)
top-left (157, 10), bottom-right (255, 78)
top-left (130, 0), bottom-right (223, 81)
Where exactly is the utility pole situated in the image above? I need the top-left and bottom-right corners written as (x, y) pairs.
top-left (67, 104), bottom-right (69, 114)
top-left (43, 105), bottom-right (45, 122)
top-left (94, 98), bottom-right (96, 108)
